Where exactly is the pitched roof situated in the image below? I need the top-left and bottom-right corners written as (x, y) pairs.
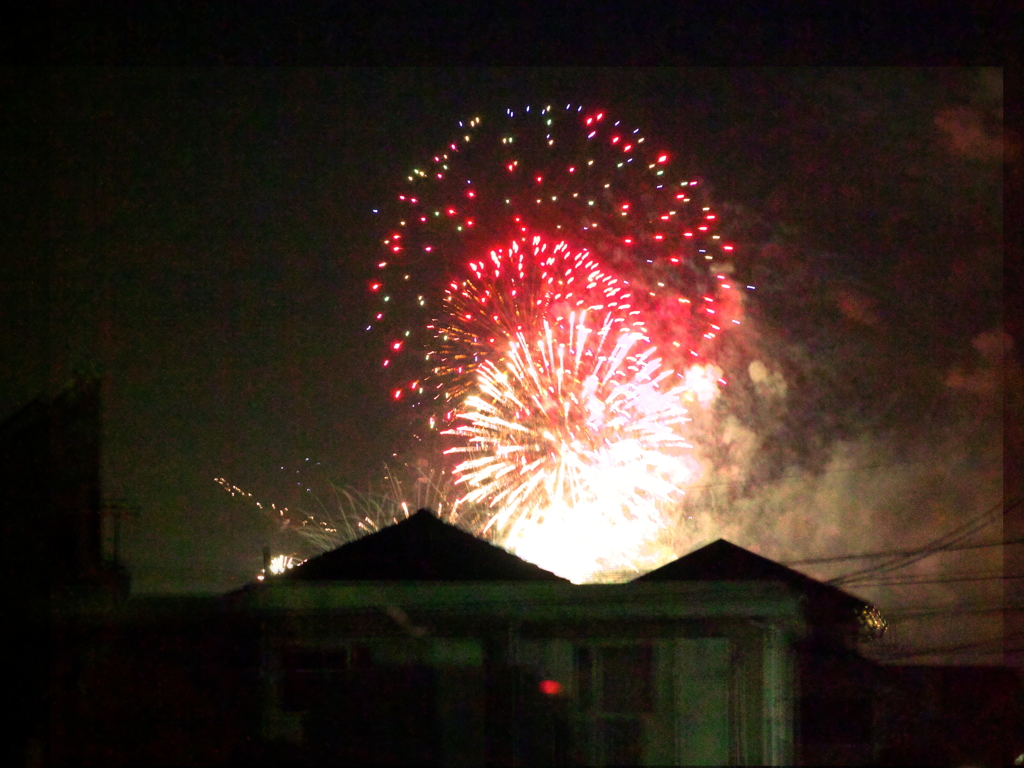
top-left (635, 539), bottom-right (869, 621)
top-left (280, 509), bottom-right (569, 582)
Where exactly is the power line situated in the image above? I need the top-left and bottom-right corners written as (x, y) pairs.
top-left (828, 497), bottom-right (1020, 587)
top-left (784, 537), bottom-right (1024, 567)
top-left (881, 605), bottom-right (1024, 620)
top-left (844, 573), bottom-right (1024, 588)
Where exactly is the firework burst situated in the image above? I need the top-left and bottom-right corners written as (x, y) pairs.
top-left (256, 103), bottom-right (754, 581)
top-left (369, 103), bottom-right (745, 415)
top-left (429, 231), bottom-right (645, 406)
top-left (443, 309), bottom-right (697, 581)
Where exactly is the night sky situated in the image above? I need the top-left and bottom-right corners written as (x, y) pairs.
top-left (8, 68), bottom-right (1012, 662)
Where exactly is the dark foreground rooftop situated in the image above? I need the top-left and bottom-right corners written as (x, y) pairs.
top-left (280, 508), bottom-right (570, 582)
top-left (636, 538), bottom-right (873, 628)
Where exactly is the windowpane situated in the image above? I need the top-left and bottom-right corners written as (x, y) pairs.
top-left (575, 645), bottom-right (594, 710)
top-left (600, 645), bottom-right (653, 713)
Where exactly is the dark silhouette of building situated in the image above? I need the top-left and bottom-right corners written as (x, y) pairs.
top-left (35, 488), bottom-right (1023, 765)
top-left (2, 378), bottom-right (131, 766)
top-left (637, 539), bottom-right (885, 765)
top-left (874, 664), bottom-right (1023, 766)
top-left (236, 511), bottom-right (875, 765)
top-left (2, 377), bottom-right (129, 598)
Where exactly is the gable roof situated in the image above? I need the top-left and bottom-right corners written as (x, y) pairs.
top-left (635, 539), bottom-right (870, 623)
top-left (280, 509), bottom-right (569, 582)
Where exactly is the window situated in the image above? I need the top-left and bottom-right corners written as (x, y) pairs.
top-left (573, 643), bottom-right (654, 765)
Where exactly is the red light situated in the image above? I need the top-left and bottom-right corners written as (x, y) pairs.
top-left (467, 190), bottom-right (476, 198)
top-left (657, 154), bottom-right (668, 163)
top-left (568, 166), bottom-right (575, 173)
top-left (684, 232), bottom-right (693, 237)
top-left (654, 234), bottom-right (664, 241)
top-left (393, 389), bottom-right (403, 400)
top-left (370, 283), bottom-right (381, 291)
top-left (535, 175), bottom-right (543, 184)
top-left (596, 112), bottom-right (604, 121)
top-left (539, 680), bottom-right (562, 695)
top-left (465, 219), bottom-right (474, 227)
top-left (611, 136), bottom-right (621, 144)
top-left (391, 341), bottom-right (403, 351)
top-left (623, 238), bottom-right (633, 245)
top-left (623, 144), bottom-right (632, 152)
top-left (586, 117), bottom-right (594, 126)
top-left (723, 245), bottom-right (734, 251)
top-left (507, 163), bottom-right (515, 172)
top-left (447, 208), bottom-right (456, 216)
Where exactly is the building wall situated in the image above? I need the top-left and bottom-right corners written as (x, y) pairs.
top-left (50, 600), bottom-right (257, 765)
top-left (874, 665), bottom-right (1024, 766)
top-left (672, 638), bottom-right (731, 765)
top-left (796, 645), bottom-right (879, 765)
top-left (258, 608), bottom-right (797, 766)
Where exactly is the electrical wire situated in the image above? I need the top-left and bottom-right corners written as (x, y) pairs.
top-left (828, 497), bottom-right (1020, 587)
top-left (784, 537), bottom-right (1024, 567)
top-left (880, 604), bottom-right (1024, 620)
top-left (847, 573), bottom-right (1024, 588)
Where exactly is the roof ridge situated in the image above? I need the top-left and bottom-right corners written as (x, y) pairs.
top-left (278, 507), bottom-right (570, 582)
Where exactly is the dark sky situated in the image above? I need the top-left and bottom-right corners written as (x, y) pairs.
top-left (5, 68), bottom-right (1013, 660)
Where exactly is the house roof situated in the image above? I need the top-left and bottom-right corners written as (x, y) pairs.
top-left (635, 539), bottom-right (870, 621)
top-left (279, 509), bottom-right (570, 582)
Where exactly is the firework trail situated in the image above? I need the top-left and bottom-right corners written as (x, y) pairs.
top-left (216, 461), bottom-right (491, 565)
top-left (368, 103), bottom-right (746, 414)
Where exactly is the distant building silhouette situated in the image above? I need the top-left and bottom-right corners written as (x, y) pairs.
top-left (1, 376), bottom-right (128, 599)
top-left (2, 378), bottom-right (129, 766)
